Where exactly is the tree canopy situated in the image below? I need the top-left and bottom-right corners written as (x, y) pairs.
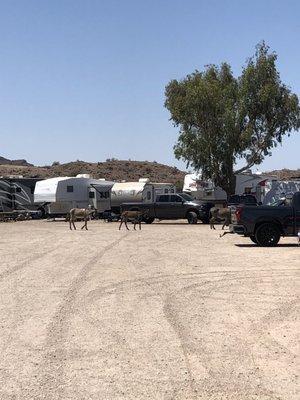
top-left (165, 42), bottom-right (300, 195)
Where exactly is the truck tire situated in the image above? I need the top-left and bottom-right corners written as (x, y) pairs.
top-left (143, 217), bottom-right (155, 224)
top-left (255, 223), bottom-right (280, 247)
top-left (249, 235), bottom-right (258, 244)
top-left (187, 211), bottom-right (198, 224)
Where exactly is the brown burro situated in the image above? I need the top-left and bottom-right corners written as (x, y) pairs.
top-left (119, 210), bottom-right (150, 231)
top-left (68, 207), bottom-right (97, 230)
top-left (209, 207), bottom-right (232, 231)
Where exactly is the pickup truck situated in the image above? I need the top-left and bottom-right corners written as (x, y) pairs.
top-left (120, 193), bottom-right (214, 224)
top-left (230, 191), bottom-right (300, 246)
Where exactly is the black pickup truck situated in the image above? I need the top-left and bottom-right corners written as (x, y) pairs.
top-left (121, 193), bottom-right (214, 224)
top-left (230, 191), bottom-right (300, 246)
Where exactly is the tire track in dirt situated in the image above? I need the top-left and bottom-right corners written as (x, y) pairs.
top-left (79, 270), bottom-right (297, 398)
top-left (32, 234), bottom-right (129, 400)
top-left (162, 273), bottom-right (295, 400)
top-left (0, 236), bottom-right (71, 282)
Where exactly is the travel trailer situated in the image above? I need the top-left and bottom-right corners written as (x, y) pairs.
top-left (263, 179), bottom-right (300, 205)
top-left (183, 171), bottom-right (277, 203)
top-left (183, 174), bottom-right (227, 201)
top-left (34, 175), bottom-right (114, 217)
top-left (0, 176), bottom-right (42, 212)
top-left (111, 178), bottom-right (176, 213)
top-left (235, 171), bottom-right (277, 202)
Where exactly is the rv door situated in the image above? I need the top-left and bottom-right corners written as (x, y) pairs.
top-left (143, 188), bottom-right (153, 203)
top-left (88, 188), bottom-right (97, 209)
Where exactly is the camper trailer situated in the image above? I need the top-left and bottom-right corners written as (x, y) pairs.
top-left (0, 176), bottom-right (42, 213)
top-left (111, 178), bottom-right (176, 214)
top-left (183, 174), bottom-right (227, 201)
top-left (235, 171), bottom-right (277, 202)
top-left (263, 179), bottom-right (300, 205)
top-left (34, 175), bottom-right (114, 217)
top-left (183, 171), bottom-right (277, 203)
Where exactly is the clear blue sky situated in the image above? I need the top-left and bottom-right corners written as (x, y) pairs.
top-left (1, 0), bottom-right (299, 171)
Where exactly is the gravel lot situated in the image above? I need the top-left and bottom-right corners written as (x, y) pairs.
top-left (0, 219), bottom-right (299, 400)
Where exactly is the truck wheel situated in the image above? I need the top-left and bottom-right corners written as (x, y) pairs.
top-left (143, 217), bottom-right (155, 224)
top-left (187, 211), bottom-right (198, 224)
top-left (249, 235), bottom-right (258, 244)
top-left (255, 223), bottom-right (280, 247)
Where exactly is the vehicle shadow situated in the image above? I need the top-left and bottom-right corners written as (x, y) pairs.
top-left (153, 222), bottom-right (207, 226)
top-left (235, 243), bottom-right (299, 248)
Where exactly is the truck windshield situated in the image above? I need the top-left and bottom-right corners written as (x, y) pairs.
top-left (179, 193), bottom-right (194, 201)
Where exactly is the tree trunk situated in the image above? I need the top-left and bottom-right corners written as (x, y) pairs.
top-left (215, 161), bottom-right (236, 199)
top-left (227, 174), bottom-right (236, 197)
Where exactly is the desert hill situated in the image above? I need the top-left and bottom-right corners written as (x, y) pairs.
top-left (0, 156), bottom-right (33, 167)
top-left (0, 158), bottom-right (186, 187)
top-left (0, 157), bottom-right (299, 186)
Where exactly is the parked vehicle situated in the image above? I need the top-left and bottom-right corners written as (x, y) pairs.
top-left (0, 177), bottom-right (42, 213)
top-left (111, 179), bottom-right (176, 214)
top-left (121, 193), bottom-right (213, 224)
top-left (34, 175), bottom-right (114, 217)
top-left (228, 194), bottom-right (258, 207)
top-left (230, 191), bottom-right (300, 246)
top-left (183, 170), bottom-right (276, 203)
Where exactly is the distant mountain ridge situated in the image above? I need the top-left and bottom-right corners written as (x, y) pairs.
top-left (0, 158), bottom-right (185, 186)
top-left (0, 156), bottom-right (299, 184)
top-left (0, 156), bottom-right (33, 167)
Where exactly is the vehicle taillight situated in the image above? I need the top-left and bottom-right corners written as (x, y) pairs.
top-left (235, 207), bottom-right (243, 223)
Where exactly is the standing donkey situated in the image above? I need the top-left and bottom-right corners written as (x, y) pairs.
top-left (119, 209), bottom-right (150, 231)
top-left (68, 207), bottom-right (97, 230)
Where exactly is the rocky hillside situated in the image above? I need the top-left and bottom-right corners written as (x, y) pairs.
top-left (0, 159), bottom-right (186, 186)
top-left (266, 168), bottom-right (300, 180)
top-left (0, 157), bottom-right (299, 185)
top-left (0, 156), bottom-right (33, 166)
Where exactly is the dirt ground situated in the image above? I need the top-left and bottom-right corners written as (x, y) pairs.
top-left (0, 219), bottom-right (299, 400)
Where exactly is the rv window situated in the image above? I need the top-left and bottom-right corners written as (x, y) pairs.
top-left (170, 188), bottom-right (175, 193)
top-left (99, 191), bottom-right (109, 199)
top-left (67, 186), bottom-right (74, 193)
top-left (164, 188), bottom-right (169, 194)
top-left (157, 195), bottom-right (169, 202)
top-left (89, 191), bottom-right (95, 198)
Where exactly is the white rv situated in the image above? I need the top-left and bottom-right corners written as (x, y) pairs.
top-left (183, 171), bottom-right (277, 203)
top-left (263, 179), bottom-right (300, 205)
top-left (111, 178), bottom-right (176, 213)
top-left (183, 174), bottom-right (227, 201)
top-left (34, 175), bottom-right (114, 217)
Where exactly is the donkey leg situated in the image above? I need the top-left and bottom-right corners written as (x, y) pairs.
top-left (125, 219), bottom-right (130, 230)
top-left (119, 219), bottom-right (123, 230)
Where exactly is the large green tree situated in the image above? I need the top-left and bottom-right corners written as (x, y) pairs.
top-left (165, 43), bottom-right (300, 195)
